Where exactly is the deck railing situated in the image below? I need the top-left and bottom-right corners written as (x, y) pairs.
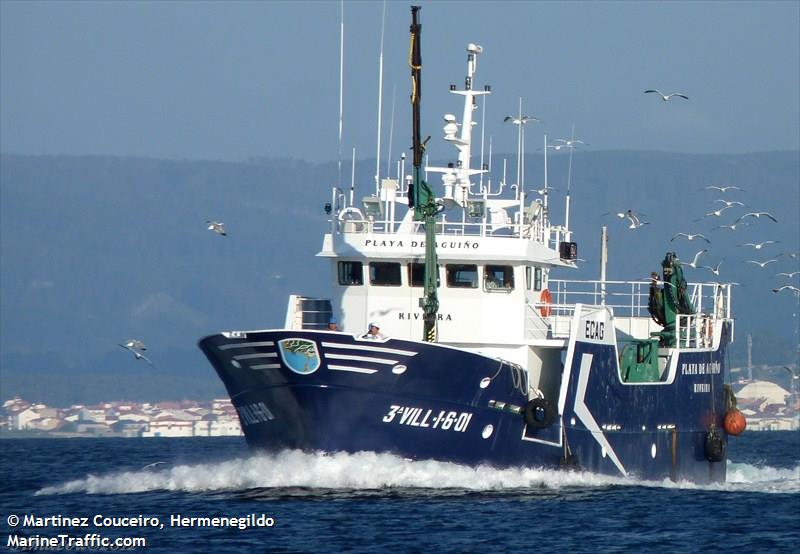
top-left (526, 279), bottom-right (734, 346)
top-left (336, 211), bottom-right (568, 249)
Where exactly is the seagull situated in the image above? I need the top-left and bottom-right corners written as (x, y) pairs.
top-left (646, 273), bottom-right (677, 289)
top-left (704, 185), bottom-right (744, 193)
top-left (608, 209), bottom-right (649, 229)
top-left (142, 461), bottom-right (167, 470)
top-left (740, 241), bottom-right (778, 250)
top-left (504, 115), bottom-right (541, 125)
top-left (735, 211), bottom-right (778, 224)
top-left (530, 187), bottom-right (557, 195)
top-left (772, 285), bottom-right (800, 294)
top-left (644, 89), bottom-right (689, 101)
top-left (700, 260), bottom-right (724, 276)
top-left (680, 249), bottom-right (707, 269)
top-left (547, 138), bottom-right (587, 151)
top-left (118, 343), bottom-right (153, 365)
top-left (206, 220), bottom-right (227, 236)
top-left (713, 221), bottom-right (751, 231)
top-left (121, 339), bottom-right (147, 351)
top-left (671, 232), bottom-right (710, 244)
top-left (747, 259), bottom-right (778, 268)
top-left (702, 205), bottom-right (735, 218)
top-left (714, 200), bottom-right (746, 208)
top-left (776, 272), bottom-right (800, 278)
top-left (624, 212), bottom-right (649, 229)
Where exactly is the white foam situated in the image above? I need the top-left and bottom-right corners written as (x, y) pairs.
top-left (35, 450), bottom-right (623, 496)
top-left (35, 451), bottom-right (800, 496)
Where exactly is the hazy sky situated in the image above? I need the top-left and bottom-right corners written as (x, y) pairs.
top-left (2, 1), bottom-right (798, 163)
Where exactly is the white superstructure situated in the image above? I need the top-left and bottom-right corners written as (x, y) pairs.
top-left (286, 43), bottom-right (733, 374)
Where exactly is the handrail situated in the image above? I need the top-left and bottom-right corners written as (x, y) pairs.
top-left (526, 280), bottom-right (733, 346)
top-left (334, 214), bottom-right (563, 247)
top-left (549, 279), bottom-right (733, 321)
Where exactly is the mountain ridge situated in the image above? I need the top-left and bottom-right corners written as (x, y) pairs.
top-left (1, 151), bottom-right (798, 405)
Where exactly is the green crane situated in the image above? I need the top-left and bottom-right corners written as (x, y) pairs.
top-left (408, 6), bottom-right (438, 342)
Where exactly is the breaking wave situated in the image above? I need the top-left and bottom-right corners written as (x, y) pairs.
top-left (35, 450), bottom-right (799, 497)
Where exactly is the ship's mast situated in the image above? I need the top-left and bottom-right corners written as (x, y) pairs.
top-left (408, 5), bottom-right (438, 342)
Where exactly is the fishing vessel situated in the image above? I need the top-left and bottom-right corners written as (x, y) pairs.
top-left (199, 7), bottom-right (743, 483)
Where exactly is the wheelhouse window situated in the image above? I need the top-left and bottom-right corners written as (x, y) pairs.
top-left (534, 267), bottom-right (543, 291)
top-left (446, 264), bottom-right (478, 288)
top-left (484, 265), bottom-right (514, 291)
top-left (526, 266), bottom-right (532, 290)
top-left (408, 263), bottom-right (440, 287)
top-left (369, 262), bottom-right (401, 286)
top-left (338, 261), bottom-right (363, 286)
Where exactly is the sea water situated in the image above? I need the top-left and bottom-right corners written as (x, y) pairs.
top-left (1, 432), bottom-right (797, 553)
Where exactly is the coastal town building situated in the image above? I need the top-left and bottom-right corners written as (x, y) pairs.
top-left (3, 377), bottom-right (797, 437)
top-left (734, 379), bottom-right (798, 431)
top-left (1, 397), bottom-right (243, 437)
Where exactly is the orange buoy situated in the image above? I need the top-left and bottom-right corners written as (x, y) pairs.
top-left (724, 409), bottom-right (747, 436)
top-left (539, 289), bottom-right (553, 317)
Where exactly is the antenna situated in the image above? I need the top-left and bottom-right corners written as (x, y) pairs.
top-left (337, 0), bottom-right (344, 190)
top-left (350, 146), bottom-right (356, 206)
top-left (386, 83), bottom-right (396, 178)
top-left (543, 133), bottom-right (549, 212)
top-left (516, 98), bottom-right (522, 192)
top-left (479, 92), bottom-right (487, 189)
top-left (565, 123), bottom-right (575, 230)
top-left (374, 0), bottom-right (387, 196)
top-left (520, 107), bottom-right (525, 198)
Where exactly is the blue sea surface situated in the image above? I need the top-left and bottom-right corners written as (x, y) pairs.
top-left (1, 432), bottom-right (798, 553)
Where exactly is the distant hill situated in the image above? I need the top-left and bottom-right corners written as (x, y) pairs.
top-left (1, 151), bottom-right (798, 405)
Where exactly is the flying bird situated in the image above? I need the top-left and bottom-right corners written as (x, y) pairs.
top-left (671, 232), bottom-right (710, 244)
top-left (206, 220), bottom-right (227, 236)
top-left (702, 205), bottom-right (735, 218)
top-left (504, 115), bottom-right (541, 125)
top-left (547, 138), bottom-right (586, 151)
top-left (644, 89), bottom-right (689, 101)
top-left (776, 272), bottom-right (800, 278)
top-left (700, 260), bottom-right (724, 276)
top-left (646, 274), bottom-right (677, 289)
top-left (607, 209), bottom-right (649, 229)
top-left (736, 212), bottom-right (778, 224)
top-left (713, 221), bottom-right (751, 231)
top-left (530, 187), bottom-right (557, 195)
top-left (121, 339), bottom-right (147, 351)
top-left (118, 343), bottom-right (153, 365)
top-left (714, 200), bottom-right (746, 208)
top-left (747, 259), bottom-right (778, 268)
top-left (740, 241), bottom-right (778, 250)
top-left (680, 249), bottom-right (707, 269)
top-left (704, 185), bottom-right (744, 193)
top-left (772, 285), bottom-right (800, 294)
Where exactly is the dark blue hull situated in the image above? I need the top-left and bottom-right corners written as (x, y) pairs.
top-left (199, 323), bottom-right (732, 483)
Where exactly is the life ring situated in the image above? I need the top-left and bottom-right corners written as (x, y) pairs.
top-left (522, 397), bottom-right (556, 429)
top-left (539, 289), bottom-right (553, 317)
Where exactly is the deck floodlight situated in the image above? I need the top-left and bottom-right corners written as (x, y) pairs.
top-left (361, 196), bottom-right (383, 218)
top-left (467, 199), bottom-right (485, 218)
